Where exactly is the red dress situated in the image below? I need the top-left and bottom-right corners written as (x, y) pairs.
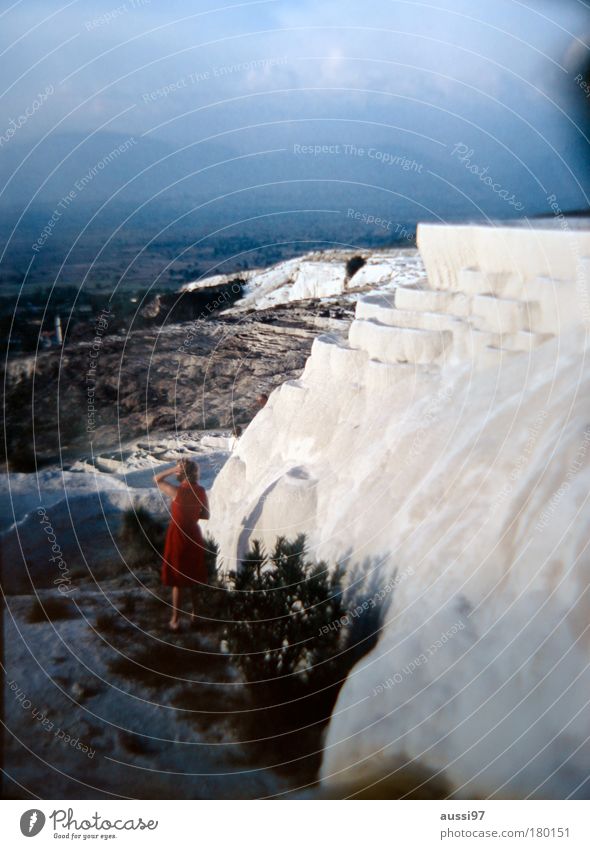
top-left (161, 481), bottom-right (207, 587)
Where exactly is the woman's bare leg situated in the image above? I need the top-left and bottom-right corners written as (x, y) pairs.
top-left (170, 586), bottom-right (182, 629)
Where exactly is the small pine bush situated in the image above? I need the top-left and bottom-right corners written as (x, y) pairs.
top-left (216, 535), bottom-right (368, 775)
top-left (224, 535), bottom-right (346, 693)
top-left (203, 534), bottom-right (219, 584)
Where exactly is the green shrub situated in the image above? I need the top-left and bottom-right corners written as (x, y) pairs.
top-left (105, 533), bottom-right (389, 784)
top-left (214, 535), bottom-right (386, 776)
top-left (223, 535), bottom-right (346, 691)
top-left (203, 534), bottom-right (219, 584)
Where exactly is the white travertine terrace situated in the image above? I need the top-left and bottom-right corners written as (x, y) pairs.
top-left (182, 249), bottom-right (425, 311)
top-left (208, 223), bottom-right (590, 798)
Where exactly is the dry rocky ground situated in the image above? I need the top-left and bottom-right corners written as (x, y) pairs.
top-left (3, 298), bottom-right (353, 470)
top-left (3, 575), bottom-right (322, 799)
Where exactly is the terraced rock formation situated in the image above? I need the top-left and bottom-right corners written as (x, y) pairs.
top-left (209, 222), bottom-right (590, 798)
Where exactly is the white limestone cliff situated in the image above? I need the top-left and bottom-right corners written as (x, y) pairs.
top-left (183, 248), bottom-right (424, 311)
top-left (208, 222), bottom-right (590, 798)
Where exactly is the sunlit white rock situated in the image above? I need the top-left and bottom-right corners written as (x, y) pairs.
top-left (209, 222), bottom-right (590, 798)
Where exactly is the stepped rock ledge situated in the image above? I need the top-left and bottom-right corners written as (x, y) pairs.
top-left (208, 222), bottom-right (590, 798)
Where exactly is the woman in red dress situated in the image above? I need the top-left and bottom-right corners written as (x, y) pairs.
top-left (154, 459), bottom-right (210, 631)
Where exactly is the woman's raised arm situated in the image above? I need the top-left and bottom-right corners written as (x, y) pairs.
top-left (154, 464), bottom-right (179, 498)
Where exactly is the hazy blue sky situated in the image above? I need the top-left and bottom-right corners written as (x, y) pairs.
top-left (1, 1), bottom-right (587, 127)
top-left (1, 0), bottom-right (589, 220)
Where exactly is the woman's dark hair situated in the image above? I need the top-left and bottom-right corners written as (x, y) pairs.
top-left (180, 459), bottom-right (199, 483)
